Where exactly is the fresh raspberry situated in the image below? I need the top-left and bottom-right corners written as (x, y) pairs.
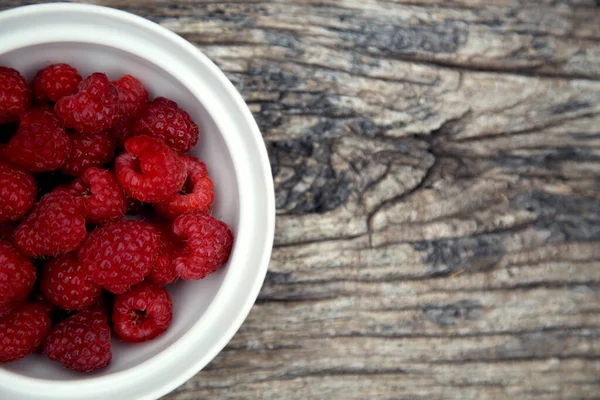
top-left (107, 75), bottom-right (148, 147)
top-left (112, 282), bottom-right (172, 343)
top-left (149, 249), bottom-right (177, 287)
top-left (0, 67), bottom-right (32, 124)
top-left (132, 97), bottom-right (199, 153)
top-left (115, 135), bottom-right (187, 203)
top-left (14, 191), bottom-right (87, 257)
top-left (154, 156), bottom-right (214, 219)
top-left (41, 253), bottom-right (102, 311)
top-left (70, 168), bottom-right (126, 225)
top-left (50, 294), bottom-right (111, 324)
top-left (0, 303), bottom-right (51, 362)
top-left (5, 107), bottom-right (71, 172)
top-left (0, 161), bottom-right (36, 224)
top-left (0, 240), bottom-right (36, 318)
top-left (172, 213), bottom-right (233, 280)
top-left (60, 131), bottom-right (116, 177)
top-left (147, 223), bottom-right (179, 286)
top-left (49, 185), bottom-right (83, 202)
top-left (79, 220), bottom-right (160, 294)
top-left (44, 308), bottom-right (111, 372)
top-left (54, 73), bottom-right (120, 133)
top-left (33, 64), bottom-right (82, 103)
top-left (113, 75), bottom-right (148, 118)
top-left (108, 116), bottom-right (135, 146)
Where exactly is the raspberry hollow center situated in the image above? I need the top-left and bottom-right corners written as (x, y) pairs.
top-left (131, 309), bottom-right (149, 325)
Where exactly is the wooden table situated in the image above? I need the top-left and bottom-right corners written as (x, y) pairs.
top-left (3, 0), bottom-right (600, 398)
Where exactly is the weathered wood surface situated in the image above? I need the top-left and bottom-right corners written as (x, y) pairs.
top-left (3, 0), bottom-right (600, 398)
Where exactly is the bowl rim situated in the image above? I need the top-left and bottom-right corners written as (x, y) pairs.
top-left (0, 3), bottom-right (275, 399)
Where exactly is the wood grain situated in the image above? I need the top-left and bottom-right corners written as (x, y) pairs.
top-left (2, 0), bottom-right (600, 399)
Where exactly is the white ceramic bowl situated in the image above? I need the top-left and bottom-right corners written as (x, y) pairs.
top-left (0, 3), bottom-right (275, 400)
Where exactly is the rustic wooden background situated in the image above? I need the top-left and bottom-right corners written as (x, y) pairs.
top-left (3, 0), bottom-right (600, 398)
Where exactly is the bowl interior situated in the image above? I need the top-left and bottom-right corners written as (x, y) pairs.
top-left (0, 43), bottom-right (240, 380)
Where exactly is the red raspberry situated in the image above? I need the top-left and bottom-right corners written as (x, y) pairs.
top-left (113, 75), bottom-right (148, 118)
top-left (108, 116), bottom-right (135, 146)
top-left (149, 249), bottom-right (177, 287)
top-left (0, 303), bottom-right (51, 362)
top-left (14, 191), bottom-right (87, 257)
top-left (154, 156), bottom-right (214, 220)
top-left (60, 131), bottom-right (116, 177)
top-left (79, 220), bottom-right (160, 294)
top-left (5, 107), bottom-right (71, 172)
top-left (0, 240), bottom-right (36, 318)
top-left (49, 184), bottom-right (82, 201)
top-left (33, 63), bottom-right (82, 103)
top-left (41, 253), bottom-right (102, 311)
top-left (44, 308), bottom-right (111, 372)
top-left (112, 282), bottom-right (172, 343)
top-left (0, 67), bottom-right (32, 124)
top-left (147, 223), bottom-right (179, 286)
top-left (172, 213), bottom-right (233, 280)
top-left (70, 168), bottom-right (126, 225)
top-left (0, 161), bottom-right (36, 224)
top-left (54, 73), bottom-right (119, 133)
top-left (132, 97), bottom-right (199, 153)
top-left (115, 135), bottom-right (187, 203)
top-left (108, 75), bottom-right (148, 147)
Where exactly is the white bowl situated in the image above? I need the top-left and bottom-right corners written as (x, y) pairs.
top-left (0, 3), bottom-right (275, 400)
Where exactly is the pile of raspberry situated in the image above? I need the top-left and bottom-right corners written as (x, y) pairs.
top-left (0, 64), bottom-right (233, 372)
